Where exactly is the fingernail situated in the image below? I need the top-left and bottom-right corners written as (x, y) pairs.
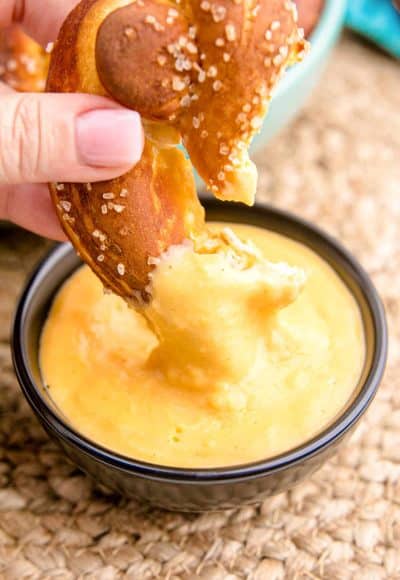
top-left (76, 109), bottom-right (144, 167)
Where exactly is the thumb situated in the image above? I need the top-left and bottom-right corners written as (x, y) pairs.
top-left (0, 92), bottom-right (144, 185)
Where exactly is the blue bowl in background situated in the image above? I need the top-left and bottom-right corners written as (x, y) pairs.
top-left (253, 0), bottom-right (347, 147)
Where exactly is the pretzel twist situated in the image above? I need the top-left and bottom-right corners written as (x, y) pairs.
top-left (47, 0), bottom-right (305, 302)
top-left (0, 25), bottom-right (48, 92)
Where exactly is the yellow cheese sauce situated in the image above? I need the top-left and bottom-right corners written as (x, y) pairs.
top-left (40, 223), bottom-right (365, 468)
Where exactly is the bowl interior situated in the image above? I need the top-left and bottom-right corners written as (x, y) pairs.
top-left (13, 200), bottom-right (387, 478)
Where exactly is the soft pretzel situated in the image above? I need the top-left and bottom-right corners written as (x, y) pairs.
top-left (0, 25), bottom-right (48, 92)
top-left (47, 0), bottom-right (305, 302)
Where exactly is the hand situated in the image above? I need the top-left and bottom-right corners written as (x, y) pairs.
top-left (0, 1), bottom-right (144, 240)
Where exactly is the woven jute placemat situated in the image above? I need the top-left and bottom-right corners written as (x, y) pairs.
top-left (0, 32), bottom-right (399, 579)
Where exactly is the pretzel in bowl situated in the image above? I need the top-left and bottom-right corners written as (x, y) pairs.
top-left (47, 0), bottom-right (306, 302)
top-left (0, 25), bottom-right (48, 92)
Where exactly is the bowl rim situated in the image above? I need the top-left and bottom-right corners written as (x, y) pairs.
top-left (274, 0), bottom-right (347, 99)
top-left (12, 200), bottom-right (388, 484)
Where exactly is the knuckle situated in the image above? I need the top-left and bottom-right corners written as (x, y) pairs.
top-left (0, 95), bottom-right (43, 183)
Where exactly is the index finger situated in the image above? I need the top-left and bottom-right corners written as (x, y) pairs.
top-left (0, 0), bottom-right (81, 45)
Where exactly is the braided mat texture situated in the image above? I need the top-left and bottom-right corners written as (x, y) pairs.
top-left (0, 32), bottom-right (399, 579)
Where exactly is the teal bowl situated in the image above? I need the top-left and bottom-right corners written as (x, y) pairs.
top-left (253, 0), bottom-right (347, 147)
top-left (196, 0), bottom-right (347, 189)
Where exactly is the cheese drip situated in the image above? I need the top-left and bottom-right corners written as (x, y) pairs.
top-left (144, 228), bottom-right (305, 402)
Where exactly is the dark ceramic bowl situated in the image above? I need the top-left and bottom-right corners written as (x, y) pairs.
top-left (12, 200), bottom-right (387, 511)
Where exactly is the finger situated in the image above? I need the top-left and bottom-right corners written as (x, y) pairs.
top-left (0, 80), bottom-right (14, 94)
top-left (0, 1), bottom-right (80, 46)
top-left (0, 92), bottom-right (144, 185)
top-left (0, 183), bottom-right (67, 241)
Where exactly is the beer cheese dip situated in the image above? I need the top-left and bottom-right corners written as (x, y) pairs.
top-left (40, 223), bottom-right (365, 468)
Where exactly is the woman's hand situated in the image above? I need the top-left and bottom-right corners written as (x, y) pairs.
top-left (0, 1), bottom-right (144, 240)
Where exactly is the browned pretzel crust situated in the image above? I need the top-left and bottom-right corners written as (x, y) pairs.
top-left (47, 0), bottom-right (204, 302)
top-left (0, 25), bottom-right (48, 92)
top-left (47, 0), bottom-right (305, 301)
